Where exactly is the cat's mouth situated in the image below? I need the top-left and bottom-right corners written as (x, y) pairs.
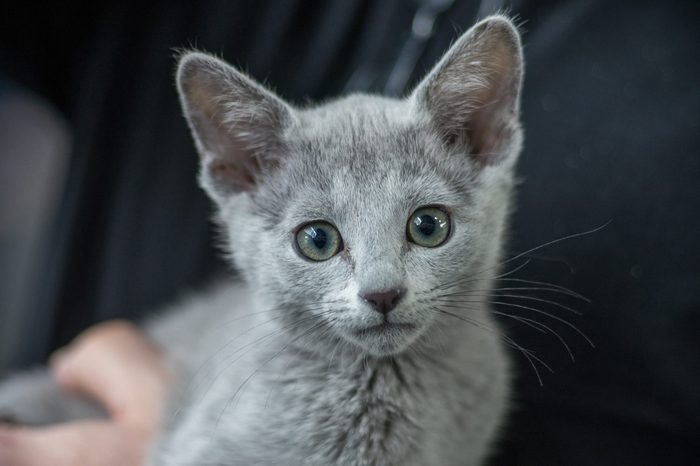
top-left (353, 322), bottom-right (416, 337)
top-left (347, 321), bottom-right (420, 355)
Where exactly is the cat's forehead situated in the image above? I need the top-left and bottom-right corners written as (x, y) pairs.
top-left (255, 96), bottom-right (476, 226)
top-left (293, 95), bottom-right (418, 166)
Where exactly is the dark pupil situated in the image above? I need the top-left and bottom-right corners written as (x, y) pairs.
top-left (416, 215), bottom-right (436, 236)
top-left (309, 227), bottom-right (328, 249)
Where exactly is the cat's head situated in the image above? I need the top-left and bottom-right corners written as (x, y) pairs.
top-left (176, 16), bottom-right (523, 356)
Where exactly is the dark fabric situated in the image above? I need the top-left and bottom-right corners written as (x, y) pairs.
top-left (1, 0), bottom-right (698, 464)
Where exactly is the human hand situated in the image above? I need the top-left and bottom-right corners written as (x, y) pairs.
top-left (0, 320), bottom-right (169, 466)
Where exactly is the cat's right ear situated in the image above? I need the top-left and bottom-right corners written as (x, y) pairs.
top-left (176, 52), bottom-right (295, 202)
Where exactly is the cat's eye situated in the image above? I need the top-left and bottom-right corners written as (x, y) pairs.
top-left (295, 221), bottom-right (343, 261)
top-left (407, 206), bottom-right (451, 248)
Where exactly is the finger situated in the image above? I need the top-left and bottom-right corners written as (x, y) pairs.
top-left (51, 353), bottom-right (125, 418)
top-left (51, 321), bottom-right (149, 391)
top-left (0, 421), bottom-right (148, 466)
top-left (49, 321), bottom-right (168, 427)
top-left (50, 321), bottom-right (132, 399)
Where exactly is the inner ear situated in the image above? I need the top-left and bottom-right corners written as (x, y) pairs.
top-left (466, 93), bottom-right (514, 166)
top-left (210, 158), bottom-right (258, 191)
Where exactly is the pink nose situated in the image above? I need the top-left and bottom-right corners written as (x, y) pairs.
top-left (360, 288), bottom-right (406, 314)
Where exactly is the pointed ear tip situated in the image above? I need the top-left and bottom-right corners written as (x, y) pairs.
top-left (176, 52), bottom-right (214, 79)
top-left (477, 14), bottom-right (519, 30)
top-left (460, 15), bottom-right (523, 74)
top-left (475, 15), bottom-right (523, 48)
top-left (176, 51), bottom-right (237, 89)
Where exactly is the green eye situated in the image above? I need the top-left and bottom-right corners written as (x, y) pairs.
top-left (295, 221), bottom-right (343, 261)
top-left (407, 206), bottom-right (451, 248)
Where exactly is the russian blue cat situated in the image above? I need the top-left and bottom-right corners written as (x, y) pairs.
top-left (0, 15), bottom-right (524, 465)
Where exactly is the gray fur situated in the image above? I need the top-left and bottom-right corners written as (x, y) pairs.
top-left (0, 16), bottom-right (524, 466)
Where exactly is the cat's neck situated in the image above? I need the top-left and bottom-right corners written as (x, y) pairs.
top-left (254, 304), bottom-right (506, 466)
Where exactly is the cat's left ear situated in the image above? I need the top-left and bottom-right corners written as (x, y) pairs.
top-left (411, 15), bottom-right (523, 167)
top-left (176, 52), bottom-right (295, 203)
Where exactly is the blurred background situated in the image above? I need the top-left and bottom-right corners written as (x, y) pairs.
top-left (0, 0), bottom-right (698, 464)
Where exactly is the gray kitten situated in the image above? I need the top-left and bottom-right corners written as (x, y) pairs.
top-left (0, 15), bottom-right (523, 465)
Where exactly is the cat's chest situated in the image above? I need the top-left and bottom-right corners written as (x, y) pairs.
top-left (257, 357), bottom-right (436, 465)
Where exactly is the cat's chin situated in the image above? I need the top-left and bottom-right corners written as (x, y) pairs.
top-left (346, 322), bottom-right (421, 356)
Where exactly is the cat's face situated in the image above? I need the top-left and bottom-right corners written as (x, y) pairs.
top-left (230, 99), bottom-right (487, 355)
top-left (177, 16), bottom-right (523, 356)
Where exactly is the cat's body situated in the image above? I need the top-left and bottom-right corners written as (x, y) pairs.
top-left (0, 16), bottom-right (524, 465)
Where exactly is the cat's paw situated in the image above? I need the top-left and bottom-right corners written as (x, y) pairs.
top-left (0, 368), bottom-right (107, 426)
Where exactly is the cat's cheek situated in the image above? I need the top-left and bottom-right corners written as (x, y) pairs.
top-left (220, 198), bottom-right (279, 284)
top-left (268, 244), bottom-right (353, 311)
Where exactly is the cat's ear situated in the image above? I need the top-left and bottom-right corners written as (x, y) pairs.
top-left (411, 16), bottom-right (523, 166)
top-left (176, 52), bottom-right (295, 201)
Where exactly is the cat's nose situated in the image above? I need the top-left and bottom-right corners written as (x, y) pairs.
top-left (360, 288), bottom-right (406, 314)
